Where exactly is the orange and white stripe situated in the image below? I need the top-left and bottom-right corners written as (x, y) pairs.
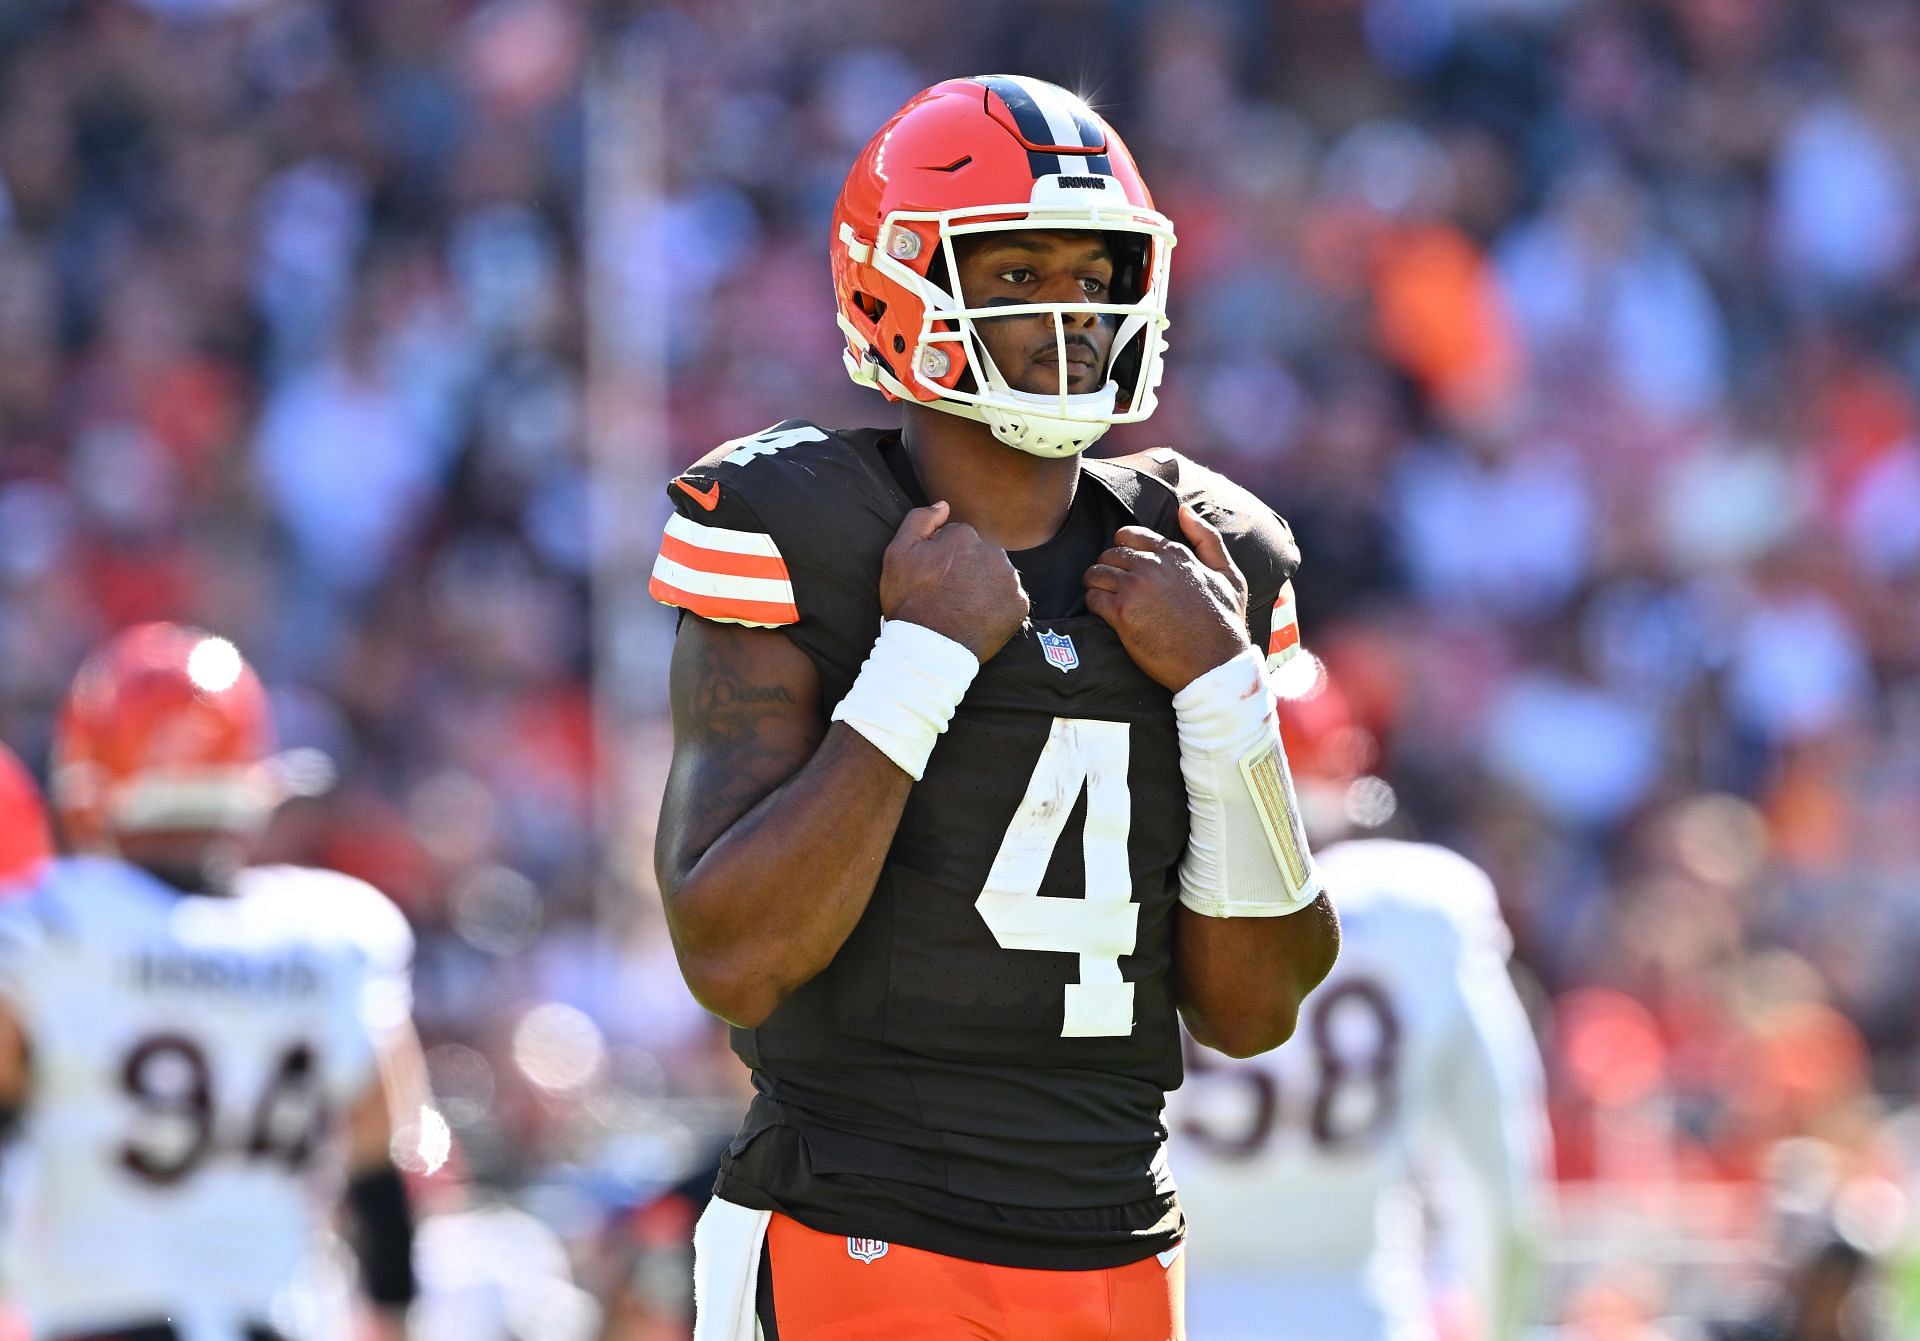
top-left (649, 513), bottom-right (799, 627)
top-left (1265, 580), bottom-right (1301, 669)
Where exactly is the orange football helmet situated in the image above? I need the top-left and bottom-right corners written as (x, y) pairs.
top-left (1271, 653), bottom-right (1395, 838)
top-left (0, 742), bottom-right (52, 888)
top-left (52, 623), bottom-right (281, 849)
top-left (831, 75), bottom-right (1175, 458)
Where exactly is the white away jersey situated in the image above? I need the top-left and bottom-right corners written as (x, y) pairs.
top-left (0, 858), bottom-right (413, 1341)
top-left (1167, 840), bottom-right (1550, 1341)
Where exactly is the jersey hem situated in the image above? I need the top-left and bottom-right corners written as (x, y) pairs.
top-left (710, 1174), bottom-right (1183, 1272)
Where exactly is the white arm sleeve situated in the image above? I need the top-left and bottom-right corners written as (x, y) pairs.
top-left (320, 874), bottom-right (417, 1098)
top-left (355, 893), bottom-right (416, 1043)
top-left (1432, 908), bottom-right (1553, 1341)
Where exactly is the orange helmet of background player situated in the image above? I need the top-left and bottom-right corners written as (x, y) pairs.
top-left (1271, 652), bottom-right (1396, 839)
top-left (831, 74), bottom-right (1176, 458)
top-left (53, 622), bottom-right (280, 850)
top-left (0, 742), bottom-right (53, 888)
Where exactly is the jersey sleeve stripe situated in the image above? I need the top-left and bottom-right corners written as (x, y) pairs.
top-left (651, 552), bottom-right (794, 603)
top-left (1267, 581), bottom-right (1301, 659)
top-left (648, 574), bottom-right (799, 627)
top-left (651, 552), bottom-right (795, 604)
top-left (663, 512), bottom-right (784, 557)
top-left (658, 532), bottom-right (791, 581)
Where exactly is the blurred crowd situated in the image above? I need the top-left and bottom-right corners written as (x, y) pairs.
top-left (5, 0), bottom-right (1920, 1333)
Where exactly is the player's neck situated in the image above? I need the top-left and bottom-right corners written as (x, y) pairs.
top-left (117, 833), bottom-right (245, 897)
top-left (899, 407), bottom-right (1079, 552)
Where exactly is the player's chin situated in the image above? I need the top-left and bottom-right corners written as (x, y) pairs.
top-left (1018, 361), bottom-right (1106, 398)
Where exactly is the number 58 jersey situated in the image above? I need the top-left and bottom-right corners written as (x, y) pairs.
top-left (1167, 840), bottom-right (1552, 1341)
top-left (0, 857), bottom-right (414, 1341)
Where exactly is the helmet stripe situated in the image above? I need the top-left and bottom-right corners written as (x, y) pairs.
top-left (1069, 109), bottom-right (1113, 176)
top-left (1023, 81), bottom-right (1114, 176)
top-left (977, 75), bottom-right (1065, 176)
top-left (1021, 78), bottom-right (1092, 154)
top-left (978, 75), bottom-right (1109, 179)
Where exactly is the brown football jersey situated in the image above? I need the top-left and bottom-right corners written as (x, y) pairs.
top-left (653, 421), bottom-right (1301, 1268)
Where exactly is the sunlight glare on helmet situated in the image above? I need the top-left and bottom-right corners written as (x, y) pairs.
top-left (185, 636), bottom-right (244, 694)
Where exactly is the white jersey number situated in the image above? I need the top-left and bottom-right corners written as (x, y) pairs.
top-left (118, 1034), bottom-right (329, 1185)
top-left (719, 423), bottom-right (828, 467)
top-left (975, 717), bottom-right (1139, 1038)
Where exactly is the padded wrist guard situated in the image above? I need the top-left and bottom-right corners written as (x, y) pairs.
top-left (1174, 649), bottom-right (1322, 918)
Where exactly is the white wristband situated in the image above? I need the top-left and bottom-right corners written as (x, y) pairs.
top-left (1174, 648), bottom-right (1322, 918)
top-left (830, 620), bottom-right (980, 781)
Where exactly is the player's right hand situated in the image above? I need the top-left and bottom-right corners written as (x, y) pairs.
top-left (881, 502), bottom-right (1030, 661)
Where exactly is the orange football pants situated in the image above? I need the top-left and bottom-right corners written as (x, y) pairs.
top-left (758, 1212), bottom-right (1185, 1340)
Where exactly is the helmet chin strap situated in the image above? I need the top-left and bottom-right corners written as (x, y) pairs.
top-left (915, 383), bottom-right (1118, 458)
top-left (981, 383), bottom-right (1120, 458)
top-left (942, 329), bottom-right (1125, 457)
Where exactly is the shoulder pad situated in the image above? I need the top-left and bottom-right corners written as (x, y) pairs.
top-left (0, 862), bottom-right (102, 1009)
top-left (650, 421), bottom-right (903, 633)
top-left (1319, 839), bottom-right (1512, 962)
top-left (34, 856), bottom-right (148, 933)
top-left (1099, 448), bottom-right (1303, 667)
top-left (650, 421), bottom-right (828, 628)
top-left (241, 864), bottom-right (416, 973)
top-left (0, 891), bottom-right (50, 973)
top-left (1118, 449), bottom-right (1300, 589)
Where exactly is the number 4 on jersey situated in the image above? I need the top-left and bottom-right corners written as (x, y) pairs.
top-left (720, 423), bottom-right (828, 467)
top-left (976, 718), bottom-right (1139, 1038)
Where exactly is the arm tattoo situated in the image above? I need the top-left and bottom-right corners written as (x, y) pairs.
top-left (696, 673), bottom-right (797, 722)
top-left (687, 652), bottom-right (806, 751)
top-left (665, 626), bottom-right (824, 869)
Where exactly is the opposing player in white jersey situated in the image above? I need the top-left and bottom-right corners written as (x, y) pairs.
top-left (1168, 656), bottom-right (1552, 1341)
top-left (0, 623), bottom-right (425, 1341)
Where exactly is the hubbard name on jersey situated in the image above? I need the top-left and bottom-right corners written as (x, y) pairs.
top-left (0, 857), bottom-right (413, 1341)
top-left (650, 420), bottom-right (1306, 1269)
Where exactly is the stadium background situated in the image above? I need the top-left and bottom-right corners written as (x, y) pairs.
top-left (3, 0), bottom-right (1920, 1334)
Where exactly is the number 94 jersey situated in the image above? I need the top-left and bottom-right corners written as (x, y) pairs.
top-left (0, 857), bottom-right (414, 1340)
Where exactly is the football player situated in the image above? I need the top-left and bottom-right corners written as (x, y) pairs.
top-left (0, 623), bottom-right (426, 1341)
top-left (0, 743), bottom-right (52, 891)
top-left (650, 76), bottom-right (1340, 1339)
top-left (1167, 658), bottom-right (1553, 1341)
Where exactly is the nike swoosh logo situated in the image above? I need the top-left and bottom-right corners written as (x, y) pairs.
top-left (674, 478), bottom-right (722, 511)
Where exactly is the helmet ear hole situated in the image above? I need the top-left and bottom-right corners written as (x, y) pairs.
top-left (1105, 232), bottom-right (1150, 305)
top-left (1102, 232), bottom-right (1154, 407)
top-left (923, 248), bottom-right (956, 300)
top-left (1110, 343), bottom-right (1144, 410)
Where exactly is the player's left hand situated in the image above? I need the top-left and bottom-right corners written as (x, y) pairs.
top-left (1084, 505), bottom-right (1252, 691)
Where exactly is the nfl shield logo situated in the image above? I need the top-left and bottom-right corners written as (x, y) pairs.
top-left (1038, 629), bottom-right (1079, 674)
top-left (846, 1237), bottom-right (889, 1263)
